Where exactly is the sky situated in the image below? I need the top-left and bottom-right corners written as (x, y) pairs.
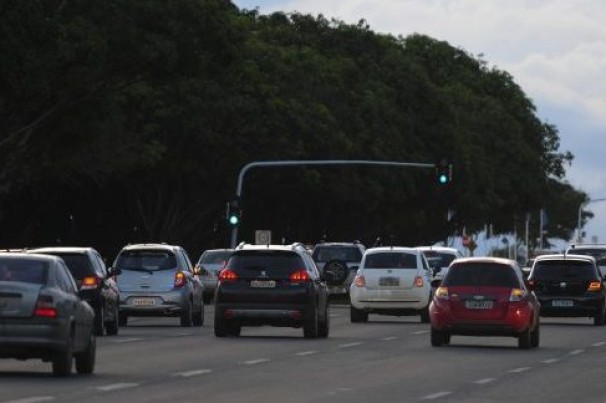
top-left (233, 0), bottom-right (606, 248)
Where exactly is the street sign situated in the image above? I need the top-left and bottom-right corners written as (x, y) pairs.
top-left (255, 230), bottom-right (271, 245)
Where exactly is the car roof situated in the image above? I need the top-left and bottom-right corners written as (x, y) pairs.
top-left (415, 246), bottom-right (460, 253)
top-left (365, 247), bottom-right (420, 255)
top-left (0, 252), bottom-right (63, 263)
top-left (315, 242), bottom-right (364, 248)
top-left (535, 254), bottom-right (596, 263)
top-left (235, 244), bottom-right (301, 253)
top-left (28, 246), bottom-right (94, 254)
top-left (120, 243), bottom-right (181, 252)
top-left (567, 244), bottom-right (606, 250)
top-left (451, 257), bottom-right (515, 266)
top-left (202, 248), bottom-right (233, 253)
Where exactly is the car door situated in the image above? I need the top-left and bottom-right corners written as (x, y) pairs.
top-left (304, 252), bottom-right (328, 313)
top-left (180, 249), bottom-right (202, 310)
top-left (56, 261), bottom-right (91, 351)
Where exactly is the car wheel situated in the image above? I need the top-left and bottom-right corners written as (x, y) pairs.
top-left (75, 332), bottom-right (96, 374)
top-left (594, 303), bottom-right (605, 326)
top-left (203, 294), bottom-right (212, 305)
top-left (227, 324), bottom-right (241, 337)
top-left (350, 306), bottom-right (368, 323)
top-left (303, 307), bottom-right (319, 338)
top-left (180, 300), bottom-right (193, 327)
top-left (105, 304), bottom-right (119, 336)
top-left (420, 305), bottom-right (430, 323)
top-left (118, 312), bottom-right (128, 327)
top-left (530, 322), bottom-right (540, 348)
top-left (317, 306), bottom-right (330, 338)
top-left (52, 332), bottom-right (73, 377)
top-left (94, 304), bottom-right (105, 336)
top-left (430, 327), bottom-right (448, 347)
top-left (192, 301), bottom-right (204, 327)
top-left (518, 327), bottom-right (532, 349)
top-left (214, 314), bottom-right (228, 337)
top-left (324, 259), bottom-right (349, 286)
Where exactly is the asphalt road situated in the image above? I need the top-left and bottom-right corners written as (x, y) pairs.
top-left (1, 303), bottom-right (606, 403)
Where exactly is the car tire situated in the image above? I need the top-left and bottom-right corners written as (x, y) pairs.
top-left (430, 327), bottom-right (448, 347)
top-left (203, 293), bottom-right (213, 305)
top-left (52, 333), bottom-right (73, 377)
top-left (317, 306), bottom-right (330, 338)
top-left (180, 300), bottom-right (193, 327)
top-left (118, 312), bottom-right (128, 327)
top-left (518, 327), bottom-right (532, 349)
top-left (105, 304), bottom-right (119, 336)
top-left (420, 305), bottom-right (430, 323)
top-left (303, 307), bottom-right (319, 338)
top-left (594, 303), bottom-right (605, 326)
top-left (324, 259), bottom-right (349, 286)
top-left (530, 322), bottom-right (540, 348)
top-left (75, 332), bottom-right (96, 375)
top-left (214, 314), bottom-right (228, 337)
top-left (227, 324), bottom-right (241, 337)
top-left (350, 306), bottom-right (368, 323)
top-left (192, 302), bottom-right (204, 327)
top-left (94, 304), bottom-right (105, 336)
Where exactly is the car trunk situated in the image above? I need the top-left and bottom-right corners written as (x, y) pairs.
top-left (118, 269), bottom-right (176, 292)
top-left (364, 268), bottom-right (417, 291)
top-left (447, 286), bottom-right (512, 321)
top-left (0, 282), bottom-right (41, 318)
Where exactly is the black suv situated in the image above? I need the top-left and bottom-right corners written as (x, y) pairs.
top-left (311, 242), bottom-right (365, 293)
top-left (214, 243), bottom-right (330, 338)
top-left (528, 254), bottom-right (606, 326)
top-left (28, 246), bottom-right (121, 335)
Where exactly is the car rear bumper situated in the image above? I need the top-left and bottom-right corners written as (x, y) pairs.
top-left (119, 290), bottom-right (188, 317)
top-left (350, 287), bottom-right (430, 311)
top-left (215, 303), bottom-right (311, 327)
top-left (538, 296), bottom-right (602, 317)
top-left (0, 319), bottom-right (69, 358)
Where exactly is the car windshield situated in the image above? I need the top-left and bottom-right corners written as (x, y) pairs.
top-left (443, 262), bottom-right (519, 288)
top-left (312, 247), bottom-right (362, 262)
top-left (568, 249), bottom-right (606, 266)
top-left (364, 252), bottom-right (417, 269)
top-left (0, 258), bottom-right (48, 284)
top-left (532, 260), bottom-right (595, 279)
top-left (228, 251), bottom-right (303, 272)
top-left (115, 250), bottom-right (177, 271)
top-left (45, 253), bottom-right (92, 279)
top-left (422, 251), bottom-right (457, 269)
top-left (199, 250), bottom-right (232, 265)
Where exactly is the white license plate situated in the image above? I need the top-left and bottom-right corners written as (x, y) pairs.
top-left (379, 277), bottom-right (400, 286)
top-left (250, 280), bottom-right (276, 288)
top-left (465, 300), bottom-right (494, 309)
top-left (552, 300), bottom-right (573, 307)
top-left (132, 298), bottom-right (156, 306)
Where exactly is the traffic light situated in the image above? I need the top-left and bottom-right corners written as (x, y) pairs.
top-left (227, 198), bottom-right (241, 226)
top-left (435, 159), bottom-right (452, 185)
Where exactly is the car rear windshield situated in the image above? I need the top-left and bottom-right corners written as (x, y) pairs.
top-left (568, 249), bottom-right (606, 266)
top-left (46, 253), bottom-right (92, 279)
top-left (115, 250), bottom-right (177, 271)
top-left (423, 251), bottom-right (457, 268)
top-left (531, 260), bottom-right (596, 280)
top-left (228, 251), bottom-right (303, 272)
top-left (443, 262), bottom-right (519, 288)
top-left (0, 258), bottom-right (48, 284)
top-left (199, 250), bottom-right (232, 265)
top-left (364, 252), bottom-right (417, 269)
top-left (312, 247), bottom-right (362, 262)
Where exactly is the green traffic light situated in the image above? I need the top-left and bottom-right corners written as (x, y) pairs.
top-left (438, 174), bottom-right (448, 184)
top-left (229, 215), bottom-right (239, 225)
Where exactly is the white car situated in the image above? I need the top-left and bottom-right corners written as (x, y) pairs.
top-left (416, 246), bottom-right (464, 287)
top-left (349, 247), bottom-right (432, 323)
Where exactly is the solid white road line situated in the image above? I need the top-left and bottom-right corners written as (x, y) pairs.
top-left (542, 358), bottom-right (560, 364)
top-left (5, 397), bottom-right (55, 403)
top-left (508, 367), bottom-right (531, 373)
top-left (474, 378), bottom-right (496, 385)
top-left (338, 342), bottom-right (363, 348)
top-left (381, 336), bottom-right (398, 341)
top-left (95, 383), bottom-right (140, 392)
top-left (569, 349), bottom-right (585, 355)
top-left (592, 341), bottom-right (606, 347)
top-left (174, 369), bottom-right (212, 377)
top-left (411, 330), bottom-right (429, 335)
top-left (112, 338), bottom-right (143, 343)
top-left (243, 358), bottom-right (271, 365)
top-left (295, 351), bottom-right (318, 356)
top-left (423, 391), bottom-right (453, 400)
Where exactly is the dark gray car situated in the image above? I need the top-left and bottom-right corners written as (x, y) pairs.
top-left (0, 253), bottom-right (96, 376)
top-left (194, 248), bottom-right (233, 304)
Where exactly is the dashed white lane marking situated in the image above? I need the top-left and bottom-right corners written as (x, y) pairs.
top-left (5, 397), bottom-right (55, 403)
top-left (592, 341), bottom-right (606, 347)
top-left (422, 391), bottom-right (453, 400)
top-left (569, 349), bottom-right (585, 355)
top-left (542, 358), bottom-right (560, 364)
top-left (112, 338), bottom-right (143, 343)
top-left (474, 378), bottom-right (496, 385)
top-left (412, 330), bottom-right (430, 335)
top-left (508, 367), bottom-right (531, 373)
top-left (295, 351), bottom-right (318, 356)
top-left (174, 369), bottom-right (212, 377)
top-left (330, 314), bottom-right (342, 317)
top-left (243, 358), bottom-right (271, 365)
top-left (338, 342), bottom-right (363, 348)
top-left (381, 336), bottom-right (398, 341)
top-left (95, 383), bottom-right (140, 392)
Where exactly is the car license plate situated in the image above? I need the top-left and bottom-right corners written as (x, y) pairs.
top-left (379, 277), bottom-right (400, 286)
top-left (552, 299), bottom-right (573, 307)
top-left (250, 280), bottom-right (276, 288)
top-left (465, 300), bottom-right (493, 309)
top-left (132, 298), bottom-right (156, 306)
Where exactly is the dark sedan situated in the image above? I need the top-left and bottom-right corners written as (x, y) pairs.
top-left (0, 253), bottom-right (96, 376)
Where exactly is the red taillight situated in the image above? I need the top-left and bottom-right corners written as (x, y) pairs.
top-left (174, 271), bottom-right (187, 288)
top-left (588, 280), bottom-right (602, 292)
top-left (354, 275), bottom-right (366, 288)
top-left (289, 269), bottom-right (310, 283)
top-left (35, 295), bottom-right (57, 318)
top-left (80, 276), bottom-right (100, 290)
top-left (219, 268), bottom-right (238, 282)
top-left (414, 276), bottom-right (424, 288)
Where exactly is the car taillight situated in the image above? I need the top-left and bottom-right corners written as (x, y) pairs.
top-left (290, 269), bottom-right (310, 283)
top-left (354, 275), bottom-right (366, 288)
top-left (219, 268), bottom-right (238, 282)
top-left (80, 276), bottom-right (100, 290)
top-left (174, 271), bottom-right (187, 288)
top-left (588, 280), bottom-right (602, 292)
top-left (35, 295), bottom-right (57, 318)
top-left (435, 286), bottom-right (449, 300)
top-left (509, 288), bottom-right (526, 302)
top-left (414, 276), bottom-right (424, 288)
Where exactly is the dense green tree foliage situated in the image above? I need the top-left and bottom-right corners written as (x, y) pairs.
top-left (0, 1), bottom-right (588, 258)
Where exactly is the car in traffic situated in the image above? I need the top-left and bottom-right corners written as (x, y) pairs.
top-left (416, 246), bottom-right (464, 286)
top-left (214, 242), bottom-right (330, 338)
top-left (27, 246), bottom-right (120, 336)
top-left (429, 257), bottom-right (540, 349)
top-left (113, 243), bottom-right (204, 327)
top-left (311, 241), bottom-right (365, 294)
top-left (528, 254), bottom-right (606, 326)
top-left (565, 244), bottom-right (606, 275)
top-left (0, 253), bottom-right (96, 376)
top-left (194, 248), bottom-right (233, 304)
top-left (349, 247), bottom-right (432, 323)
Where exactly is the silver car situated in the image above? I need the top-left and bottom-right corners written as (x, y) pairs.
top-left (113, 244), bottom-right (204, 327)
top-left (194, 248), bottom-right (233, 303)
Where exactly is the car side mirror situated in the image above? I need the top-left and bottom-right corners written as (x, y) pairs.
top-left (193, 265), bottom-right (203, 276)
top-left (108, 267), bottom-right (121, 276)
top-left (525, 279), bottom-right (536, 291)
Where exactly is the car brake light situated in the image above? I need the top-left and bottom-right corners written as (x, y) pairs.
top-left (588, 280), bottom-right (602, 292)
top-left (509, 288), bottom-right (526, 302)
top-left (354, 275), bottom-right (366, 287)
top-left (435, 286), bottom-right (449, 300)
top-left (219, 268), bottom-right (238, 282)
top-left (80, 276), bottom-right (100, 290)
top-left (414, 276), bottom-right (424, 288)
top-left (35, 295), bottom-right (57, 318)
top-left (290, 269), bottom-right (310, 283)
top-left (174, 271), bottom-right (187, 288)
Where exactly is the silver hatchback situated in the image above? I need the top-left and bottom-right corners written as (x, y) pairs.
top-left (113, 244), bottom-right (204, 327)
top-left (194, 249), bottom-right (233, 304)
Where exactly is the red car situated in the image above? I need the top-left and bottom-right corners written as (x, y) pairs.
top-left (429, 257), bottom-right (540, 349)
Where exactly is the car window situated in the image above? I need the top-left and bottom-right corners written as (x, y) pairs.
top-left (92, 252), bottom-right (108, 276)
top-left (200, 251), bottom-right (232, 265)
top-left (47, 253), bottom-right (93, 279)
top-left (180, 249), bottom-right (193, 272)
top-left (312, 247), bottom-right (362, 262)
top-left (364, 252), bottom-right (417, 269)
top-left (55, 261), bottom-right (78, 294)
top-left (228, 251), bottom-right (303, 272)
top-left (531, 260), bottom-right (596, 279)
top-left (115, 250), bottom-right (177, 271)
top-left (568, 249), bottom-right (606, 266)
top-left (0, 258), bottom-right (48, 284)
top-left (443, 262), bottom-right (519, 287)
top-left (422, 251), bottom-right (457, 268)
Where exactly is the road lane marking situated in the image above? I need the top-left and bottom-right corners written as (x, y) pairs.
top-left (330, 314), bottom-right (342, 317)
top-left (112, 338), bottom-right (143, 343)
top-left (542, 358), bottom-right (560, 364)
top-left (381, 336), bottom-right (398, 341)
top-left (5, 397), bottom-right (55, 403)
top-left (474, 378), bottom-right (496, 385)
top-left (423, 391), bottom-right (453, 400)
top-left (592, 341), bottom-right (606, 347)
top-left (95, 383), bottom-right (139, 392)
top-left (338, 342), bottom-right (363, 348)
top-left (243, 358), bottom-right (271, 365)
top-left (412, 330), bottom-right (429, 335)
top-left (174, 369), bottom-right (212, 377)
top-left (295, 351), bottom-right (318, 356)
top-left (508, 367), bottom-right (531, 373)
top-left (569, 349), bottom-right (585, 355)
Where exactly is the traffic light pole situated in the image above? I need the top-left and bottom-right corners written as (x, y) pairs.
top-left (229, 159), bottom-right (436, 248)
